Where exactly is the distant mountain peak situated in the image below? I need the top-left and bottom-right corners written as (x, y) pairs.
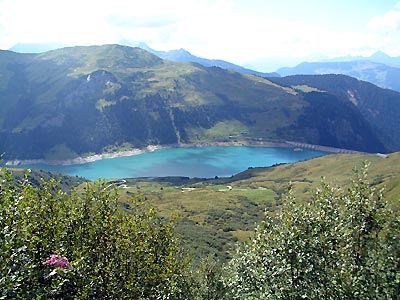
top-left (175, 48), bottom-right (190, 54)
top-left (8, 42), bottom-right (66, 53)
top-left (370, 50), bottom-right (390, 59)
top-left (115, 40), bottom-right (280, 76)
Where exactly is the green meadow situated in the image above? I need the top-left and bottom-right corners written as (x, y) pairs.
top-left (106, 152), bottom-right (400, 259)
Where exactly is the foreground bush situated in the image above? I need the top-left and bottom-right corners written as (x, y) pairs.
top-left (224, 163), bottom-right (400, 299)
top-left (0, 167), bottom-right (189, 299)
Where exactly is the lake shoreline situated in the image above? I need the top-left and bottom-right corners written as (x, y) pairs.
top-left (4, 140), bottom-right (363, 167)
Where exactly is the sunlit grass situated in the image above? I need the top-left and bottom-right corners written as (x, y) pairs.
top-left (292, 85), bottom-right (324, 93)
top-left (187, 120), bottom-right (249, 142)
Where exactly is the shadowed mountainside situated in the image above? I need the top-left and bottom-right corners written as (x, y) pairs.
top-left (269, 74), bottom-right (400, 151)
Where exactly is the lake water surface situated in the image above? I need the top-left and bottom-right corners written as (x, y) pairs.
top-left (15, 146), bottom-right (327, 180)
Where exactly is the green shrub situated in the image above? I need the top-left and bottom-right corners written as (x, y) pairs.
top-left (0, 166), bottom-right (189, 299)
top-left (224, 163), bottom-right (400, 299)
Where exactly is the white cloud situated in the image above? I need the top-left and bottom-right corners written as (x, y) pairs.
top-left (366, 2), bottom-right (400, 56)
top-left (369, 8), bottom-right (400, 32)
top-left (1, 0), bottom-right (400, 69)
top-left (0, 0), bottom-right (117, 46)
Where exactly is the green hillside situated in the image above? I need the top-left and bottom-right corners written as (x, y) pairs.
top-left (0, 45), bottom-right (395, 161)
top-left (111, 152), bottom-right (400, 259)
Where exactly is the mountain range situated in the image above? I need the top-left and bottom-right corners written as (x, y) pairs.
top-left (119, 41), bottom-right (279, 77)
top-left (8, 43), bottom-right (400, 92)
top-left (324, 50), bottom-right (400, 66)
top-left (278, 57), bottom-right (400, 92)
top-left (1, 44), bottom-right (399, 161)
top-left (8, 41), bottom-right (279, 77)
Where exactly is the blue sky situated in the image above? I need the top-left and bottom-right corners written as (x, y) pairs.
top-left (0, 0), bottom-right (399, 70)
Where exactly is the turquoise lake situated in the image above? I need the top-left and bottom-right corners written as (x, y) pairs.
top-left (14, 146), bottom-right (328, 181)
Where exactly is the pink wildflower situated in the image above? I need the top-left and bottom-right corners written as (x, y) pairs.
top-left (44, 254), bottom-right (69, 268)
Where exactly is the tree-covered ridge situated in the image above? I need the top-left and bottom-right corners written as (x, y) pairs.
top-left (1, 167), bottom-right (87, 191)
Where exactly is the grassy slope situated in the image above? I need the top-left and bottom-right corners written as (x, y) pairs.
top-left (231, 152), bottom-right (400, 210)
top-left (112, 152), bottom-right (400, 260)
